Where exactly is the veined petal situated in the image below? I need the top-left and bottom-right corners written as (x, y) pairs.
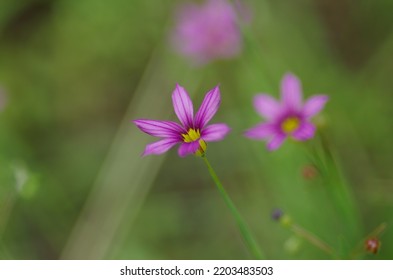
top-left (303, 95), bottom-right (329, 118)
top-left (178, 141), bottom-right (200, 157)
top-left (201, 123), bottom-right (230, 142)
top-left (195, 86), bottom-right (221, 128)
top-left (143, 138), bottom-right (180, 156)
top-left (281, 73), bottom-right (303, 110)
top-left (133, 119), bottom-right (184, 138)
top-left (244, 123), bottom-right (276, 140)
top-left (172, 84), bottom-right (194, 129)
top-left (292, 121), bottom-right (315, 141)
top-left (253, 94), bottom-right (281, 120)
top-left (267, 133), bottom-right (286, 151)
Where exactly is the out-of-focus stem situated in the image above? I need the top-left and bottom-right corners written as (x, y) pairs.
top-left (290, 223), bottom-right (337, 258)
top-left (202, 155), bottom-right (265, 259)
top-left (319, 130), bottom-right (362, 244)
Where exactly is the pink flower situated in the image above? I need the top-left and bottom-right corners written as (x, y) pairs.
top-left (172, 0), bottom-right (242, 64)
top-left (245, 73), bottom-right (329, 151)
top-left (134, 84), bottom-right (231, 157)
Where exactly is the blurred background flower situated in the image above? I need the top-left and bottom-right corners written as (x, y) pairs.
top-left (0, 0), bottom-right (392, 260)
top-left (171, 0), bottom-right (242, 65)
top-left (244, 73), bottom-right (328, 150)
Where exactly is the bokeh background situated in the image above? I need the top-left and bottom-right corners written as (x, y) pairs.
top-left (0, 0), bottom-right (392, 259)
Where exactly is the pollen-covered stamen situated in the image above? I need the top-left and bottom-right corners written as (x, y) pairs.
top-left (281, 117), bottom-right (300, 134)
top-left (182, 128), bottom-right (201, 143)
top-left (195, 139), bottom-right (207, 156)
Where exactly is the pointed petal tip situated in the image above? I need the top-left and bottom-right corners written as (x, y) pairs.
top-left (133, 119), bottom-right (144, 130)
top-left (283, 71), bottom-right (296, 78)
top-left (313, 94), bottom-right (329, 102)
top-left (243, 131), bottom-right (253, 139)
top-left (208, 84), bottom-right (221, 97)
top-left (141, 145), bottom-right (151, 157)
top-left (201, 123), bottom-right (231, 142)
top-left (266, 133), bottom-right (286, 151)
top-left (133, 119), bottom-right (184, 138)
top-left (266, 145), bottom-right (278, 152)
top-left (281, 72), bottom-right (303, 109)
top-left (253, 94), bottom-right (281, 120)
top-left (243, 128), bottom-right (256, 138)
top-left (194, 86), bottom-right (221, 128)
top-left (282, 72), bottom-right (299, 83)
top-left (243, 123), bottom-right (276, 140)
top-left (141, 150), bottom-right (148, 157)
top-left (319, 95), bottom-right (329, 105)
top-left (142, 138), bottom-right (179, 156)
top-left (303, 94), bottom-right (329, 118)
top-left (210, 84), bottom-right (221, 96)
top-left (178, 151), bottom-right (187, 158)
top-left (281, 72), bottom-right (300, 85)
top-left (244, 130), bottom-right (257, 139)
top-left (266, 142), bottom-right (280, 151)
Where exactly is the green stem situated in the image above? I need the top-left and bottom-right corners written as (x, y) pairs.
top-left (201, 155), bottom-right (265, 259)
top-left (290, 223), bottom-right (338, 258)
top-left (318, 131), bottom-right (362, 245)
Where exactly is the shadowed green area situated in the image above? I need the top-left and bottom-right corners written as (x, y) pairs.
top-left (0, 0), bottom-right (392, 259)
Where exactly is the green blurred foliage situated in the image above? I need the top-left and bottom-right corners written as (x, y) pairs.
top-left (0, 0), bottom-right (392, 259)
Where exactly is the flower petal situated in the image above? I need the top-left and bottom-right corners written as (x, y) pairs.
top-left (172, 84), bottom-right (194, 129)
top-left (281, 73), bottom-right (303, 110)
top-left (292, 122), bottom-right (316, 141)
top-left (178, 141), bottom-right (200, 157)
top-left (201, 123), bottom-right (230, 142)
top-left (244, 123), bottom-right (276, 140)
top-left (195, 85), bottom-right (221, 128)
top-left (303, 95), bottom-right (329, 118)
top-left (143, 138), bottom-right (180, 156)
top-left (267, 133), bottom-right (286, 151)
top-left (253, 94), bottom-right (281, 120)
top-left (133, 119), bottom-right (184, 138)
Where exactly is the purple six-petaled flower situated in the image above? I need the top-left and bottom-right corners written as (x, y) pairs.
top-left (245, 73), bottom-right (329, 150)
top-left (134, 84), bottom-right (231, 157)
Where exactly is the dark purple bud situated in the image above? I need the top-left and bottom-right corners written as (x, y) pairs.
top-left (271, 208), bottom-right (284, 221)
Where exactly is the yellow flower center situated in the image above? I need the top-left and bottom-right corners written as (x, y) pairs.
top-left (181, 128), bottom-right (207, 156)
top-left (281, 117), bottom-right (300, 134)
top-left (182, 128), bottom-right (201, 143)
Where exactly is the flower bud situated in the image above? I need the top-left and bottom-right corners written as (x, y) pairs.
top-left (365, 238), bottom-right (380, 254)
top-left (271, 208), bottom-right (284, 221)
top-left (271, 208), bottom-right (292, 227)
top-left (302, 164), bottom-right (318, 180)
